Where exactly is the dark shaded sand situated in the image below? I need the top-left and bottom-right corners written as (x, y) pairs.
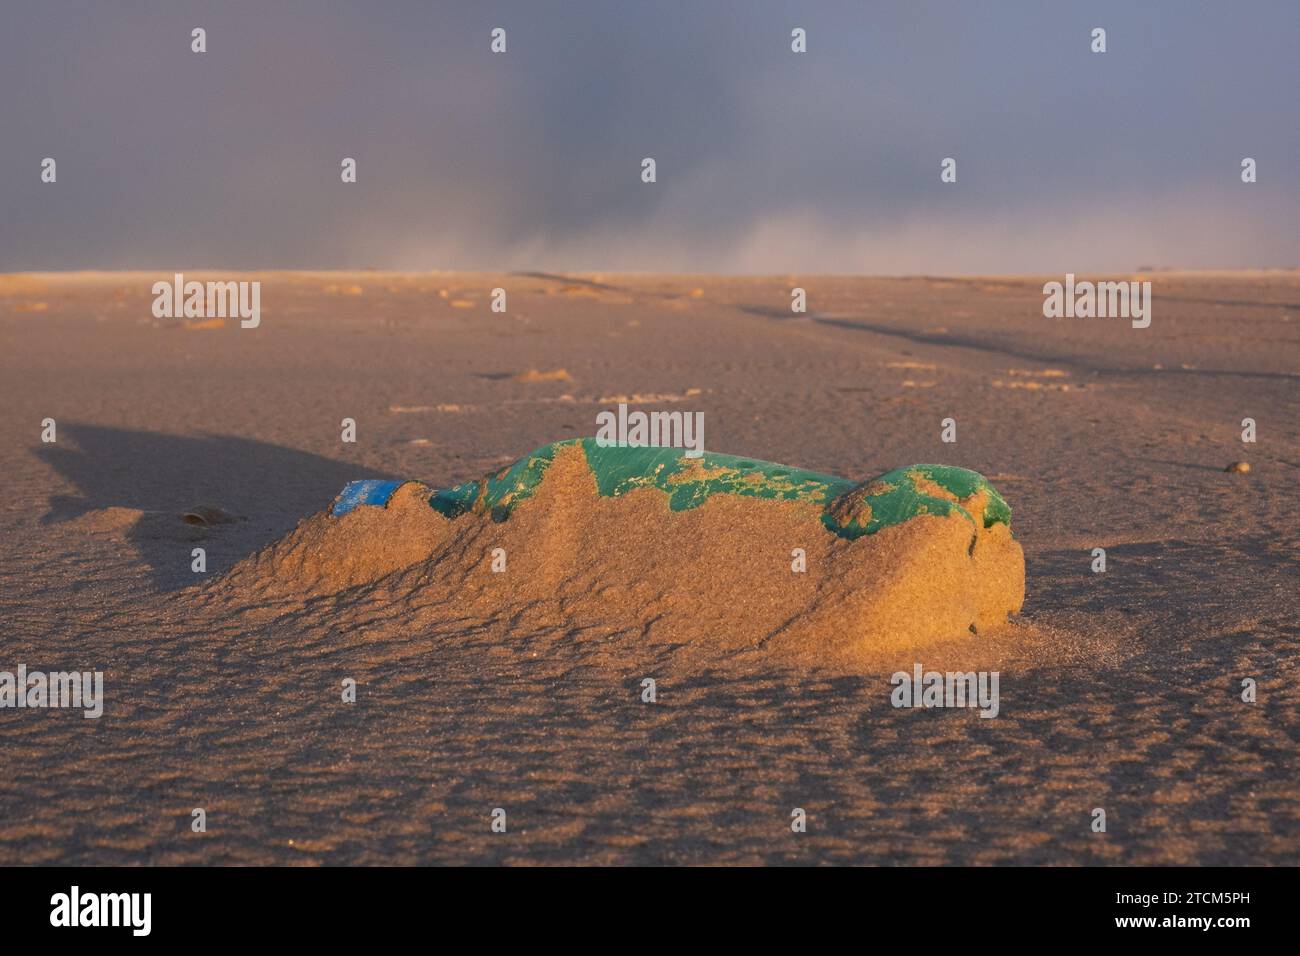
top-left (0, 271), bottom-right (1297, 864)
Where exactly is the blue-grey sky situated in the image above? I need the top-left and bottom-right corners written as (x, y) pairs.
top-left (2, 1), bottom-right (1297, 273)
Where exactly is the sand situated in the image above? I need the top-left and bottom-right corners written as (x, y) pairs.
top-left (1, 270), bottom-right (1297, 864)
top-left (210, 442), bottom-right (1025, 666)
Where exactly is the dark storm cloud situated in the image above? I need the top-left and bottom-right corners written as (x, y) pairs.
top-left (2, 0), bottom-right (1297, 273)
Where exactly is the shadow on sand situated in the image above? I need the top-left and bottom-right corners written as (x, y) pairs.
top-left (35, 423), bottom-right (394, 591)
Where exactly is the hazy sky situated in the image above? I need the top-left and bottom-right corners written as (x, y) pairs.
top-left (3, 1), bottom-right (1297, 274)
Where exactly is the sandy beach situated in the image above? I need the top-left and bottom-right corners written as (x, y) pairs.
top-left (1, 270), bottom-right (1297, 864)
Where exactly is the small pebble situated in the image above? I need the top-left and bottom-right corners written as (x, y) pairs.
top-left (1225, 461), bottom-right (1251, 474)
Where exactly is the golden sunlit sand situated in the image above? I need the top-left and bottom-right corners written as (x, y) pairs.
top-left (1, 270), bottom-right (1297, 864)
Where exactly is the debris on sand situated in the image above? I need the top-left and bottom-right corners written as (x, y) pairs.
top-left (215, 440), bottom-right (1026, 663)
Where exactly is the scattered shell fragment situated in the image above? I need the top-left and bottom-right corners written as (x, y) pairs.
top-left (181, 506), bottom-right (242, 526)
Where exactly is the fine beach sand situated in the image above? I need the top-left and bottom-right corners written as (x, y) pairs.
top-left (213, 443), bottom-right (1027, 665)
top-left (1, 270), bottom-right (1297, 864)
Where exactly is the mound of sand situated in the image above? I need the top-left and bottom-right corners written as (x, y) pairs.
top-left (212, 443), bottom-right (1024, 663)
